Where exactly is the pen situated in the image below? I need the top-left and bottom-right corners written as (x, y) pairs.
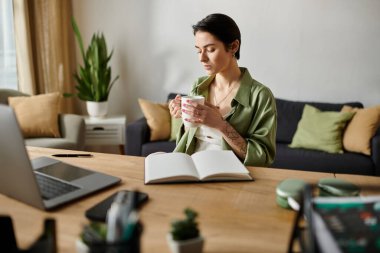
top-left (52, 154), bottom-right (93, 157)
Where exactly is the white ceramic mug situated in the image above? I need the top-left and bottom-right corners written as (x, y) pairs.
top-left (181, 95), bottom-right (205, 128)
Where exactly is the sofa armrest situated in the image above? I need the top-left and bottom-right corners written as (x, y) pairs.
top-left (125, 117), bottom-right (150, 156)
top-left (371, 131), bottom-right (380, 176)
top-left (59, 114), bottom-right (85, 150)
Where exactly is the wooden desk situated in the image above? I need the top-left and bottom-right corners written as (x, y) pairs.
top-left (0, 147), bottom-right (378, 253)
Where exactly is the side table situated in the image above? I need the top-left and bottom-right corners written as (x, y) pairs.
top-left (83, 116), bottom-right (127, 154)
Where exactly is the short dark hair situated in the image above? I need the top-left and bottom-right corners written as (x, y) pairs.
top-left (192, 13), bottom-right (241, 59)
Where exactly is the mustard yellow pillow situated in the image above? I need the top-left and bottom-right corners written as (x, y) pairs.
top-left (138, 98), bottom-right (171, 141)
top-left (8, 92), bottom-right (61, 138)
top-left (341, 105), bottom-right (380, 155)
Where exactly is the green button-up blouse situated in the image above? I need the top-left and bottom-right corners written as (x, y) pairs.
top-left (174, 67), bottom-right (277, 167)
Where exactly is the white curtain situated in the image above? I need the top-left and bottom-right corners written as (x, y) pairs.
top-left (12, 0), bottom-right (36, 94)
top-left (0, 0), bottom-right (20, 90)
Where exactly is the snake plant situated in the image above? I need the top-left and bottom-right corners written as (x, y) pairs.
top-left (71, 18), bottom-right (119, 102)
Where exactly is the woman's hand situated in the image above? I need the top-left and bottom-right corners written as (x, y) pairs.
top-left (168, 94), bottom-right (182, 118)
top-left (182, 99), bottom-right (248, 159)
top-left (182, 100), bottom-right (225, 130)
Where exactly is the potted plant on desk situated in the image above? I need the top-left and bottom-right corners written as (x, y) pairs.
top-left (71, 17), bottom-right (119, 118)
top-left (167, 208), bottom-right (204, 253)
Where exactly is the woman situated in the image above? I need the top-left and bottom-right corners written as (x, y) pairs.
top-left (169, 13), bottom-right (277, 167)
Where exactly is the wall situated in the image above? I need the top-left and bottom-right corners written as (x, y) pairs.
top-left (73, 0), bottom-right (380, 121)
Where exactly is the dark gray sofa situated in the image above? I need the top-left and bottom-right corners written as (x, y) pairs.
top-left (125, 95), bottom-right (380, 176)
top-left (272, 99), bottom-right (380, 176)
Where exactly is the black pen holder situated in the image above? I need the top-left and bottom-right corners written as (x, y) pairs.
top-left (87, 222), bottom-right (142, 253)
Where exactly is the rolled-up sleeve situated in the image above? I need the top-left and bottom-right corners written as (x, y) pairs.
top-left (243, 88), bottom-right (277, 167)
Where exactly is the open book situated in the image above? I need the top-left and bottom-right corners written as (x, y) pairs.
top-left (144, 150), bottom-right (252, 184)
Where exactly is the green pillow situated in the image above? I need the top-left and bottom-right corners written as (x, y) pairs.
top-left (169, 117), bottom-right (182, 141)
top-left (289, 104), bottom-right (355, 154)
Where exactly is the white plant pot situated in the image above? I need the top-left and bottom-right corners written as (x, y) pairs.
top-left (167, 234), bottom-right (204, 253)
top-left (86, 101), bottom-right (108, 118)
top-left (75, 239), bottom-right (89, 253)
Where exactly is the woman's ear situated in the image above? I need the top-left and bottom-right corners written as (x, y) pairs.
top-left (229, 39), bottom-right (240, 55)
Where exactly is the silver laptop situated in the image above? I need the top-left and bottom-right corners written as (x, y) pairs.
top-left (0, 105), bottom-right (121, 210)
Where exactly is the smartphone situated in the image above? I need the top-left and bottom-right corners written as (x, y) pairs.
top-left (85, 190), bottom-right (149, 222)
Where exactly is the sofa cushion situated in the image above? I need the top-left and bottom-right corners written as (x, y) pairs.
top-left (275, 98), bottom-right (363, 144)
top-left (272, 143), bottom-right (375, 175)
top-left (138, 98), bottom-right (171, 141)
top-left (8, 92), bottom-right (62, 138)
top-left (341, 105), bottom-right (380, 156)
top-left (289, 105), bottom-right (355, 154)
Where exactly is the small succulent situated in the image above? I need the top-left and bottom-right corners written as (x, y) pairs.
top-left (170, 208), bottom-right (200, 241)
top-left (80, 222), bottom-right (107, 244)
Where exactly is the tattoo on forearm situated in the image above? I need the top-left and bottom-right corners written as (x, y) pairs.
top-left (223, 123), bottom-right (247, 158)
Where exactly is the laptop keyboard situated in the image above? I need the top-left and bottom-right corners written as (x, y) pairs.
top-left (35, 173), bottom-right (80, 200)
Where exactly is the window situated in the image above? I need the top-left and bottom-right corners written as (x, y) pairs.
top-left (0, 0), bottom-right (18, 90)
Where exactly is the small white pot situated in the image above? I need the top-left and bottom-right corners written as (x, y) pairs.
top-left (166, 233), bottom-right (204, 253)
top-left (86, 101), bottom-right (108, 118)
top-left (75, 239), bottom-right (89, 253)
